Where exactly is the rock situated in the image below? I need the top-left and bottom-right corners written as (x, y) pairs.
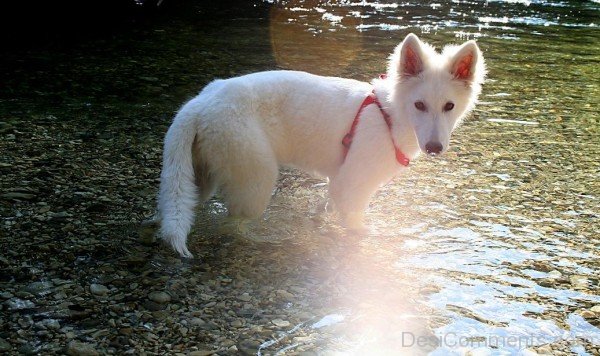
top-left (23, 281), bottom-right (54, 296)
top-left (0, 338), bottom-right (11, 352)
top-left (238, 293), bottom-right (252, 302)
top-left (152, 310), bottom-right (170, 320)
top-left (272, 319), bottom-right (290, 327)
top-left (591, 305), bottom-right (600, 313)
top-left (531, 261), bottom-right (553, 272)
top-left (570, 275), bottom-right (589, 287)
top-left (221, 339), bottom-right (236, 347)
top-left (237, 340), bottom-right (261, 355)
top-left (39, 205), bottom-right (51, 213)
top-left (148, 291), bottom-right (171, 304)
top-left (419, 285), bottom-right (441, 295)
top-left (275, 289), bottom-right (295, 299)
top-left (64, 331), bottom-right (76, 339)
top-left (579, 310), bottom-right (596, 319)
top-left (144, 300), bottom-right (166, 311)
top-left (14, 290), bottom-right (33, 298)
top-left (138, 220), bottom-right (158, 246)
top-left (5, 297), bottom-right (35, 310)
top-left (536, 345), bottom-right (553, 355)
top-left (66, 341), bottom-right (99, 356)
top-left (0, 291), bottom-right (14, 300)
top-left (547, 270), bottom-right (562, 279)
top-left (188, 350), bottom-right (217, 356)
top-left (190, 317), bottom-right (206, 326)
top-left (50, 211), bottom-right (71, 220)
top-left (91, 329), bottom-right (109, 338)
top-left (140, 76), bottom-right (159, 82)
top-left (42, 319), bottom-right (61, 330)
top-left (119, 328), bottom-right (133, 336)
top-left (189, 351), bottom-right (216, 356)
top-left (17, 344), bottom-right (37, 355)
top-left (231, 319), bottom-right (243, 328)
top-left (198, 321), bottom-right (218, 331)
top-left (90, 284), bottom-right (109, 296)
top-left (1, 192), bottom-right (35, 201)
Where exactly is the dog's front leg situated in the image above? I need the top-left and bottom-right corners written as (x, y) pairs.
top-left (329, 171), bottom-right (382, 232)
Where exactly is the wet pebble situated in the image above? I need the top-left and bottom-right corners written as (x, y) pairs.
top-left (50, 211), bottom-right (71, 220)
top-left (419, 285), bottom-right (441, 295)
top-left (5, 297), bottom-right (35, 310)
top-left (238, 293), bottom-right (252, 302)
top-left (1, 192), bottom-right (35, 200)
top-left (536, 345), bottom-right (553, 354)
top-left (531, 261), bottom-right (553, 272)
top-left (119, 328), bottom-right (133, 336)
top-left (0, 338), bottom-right (11, 352)
top-left (90, 283), bottom-right (109, 296)
top-left (138, 220), bottom-right (158, 246)
top-left (579, 310), bottom-right (596, 319)
top-left (272, 318), bottom-right (290, 327)
top-left (148, 291), bottom-right (171, 304)
top-left (190, 317), bottom-right (206, 326)
top-left (221, 339), bottom-right (236, 347)
top-left (276, 289), bottom-right (295, 300)
top-left (569, 275), bottom-right (589, 288)
top-left (547, 270), bottom-right (562, 279)
top-left (189, 350), bottom-right (216, 356)
top-left (39, 319), bottom-right (61, 330)
top-left (23, 281), bottom-right (54, 296)
top-left (237, 340), bottom-right (261, 355)
top-left (17, 344), bottom-right (37, 355)
top-left (144, 300), bottom-right (166, 311)
top-left (66, 341), bottom-right (99, 356)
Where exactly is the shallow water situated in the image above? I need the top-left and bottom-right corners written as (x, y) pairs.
top-left (1, 0), bottom-right (598, 354)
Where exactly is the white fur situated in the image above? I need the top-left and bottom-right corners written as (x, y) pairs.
top-left (157, 33), bottom-right (486, 257)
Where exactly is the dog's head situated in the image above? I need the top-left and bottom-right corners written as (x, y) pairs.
top-left (388, 33), bottom-right (486, 156)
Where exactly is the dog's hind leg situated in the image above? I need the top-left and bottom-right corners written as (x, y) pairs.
top-left (192, 136), bottom-right (217, 202)
top-left (215, 126), bottom-right (278, 220)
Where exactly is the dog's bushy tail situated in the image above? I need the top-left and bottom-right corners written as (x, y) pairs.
top-left (157, 111), bottom-right (199, 258)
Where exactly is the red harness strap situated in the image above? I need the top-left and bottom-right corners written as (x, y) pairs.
top-left (342, 89), bottom-right (410, 167)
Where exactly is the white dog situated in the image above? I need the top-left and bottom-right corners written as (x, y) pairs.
top-left (157, 33), bottom-right (485, 257)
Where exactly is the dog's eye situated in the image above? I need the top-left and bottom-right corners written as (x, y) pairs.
top-left (443, 102), bottom-right (455, 111)
top-left (414, 101), bottom-right (427, 111)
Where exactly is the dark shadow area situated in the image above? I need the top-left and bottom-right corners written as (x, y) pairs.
top-left (0, 0), bottom-right (273, 49)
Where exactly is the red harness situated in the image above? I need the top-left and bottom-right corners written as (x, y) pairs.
top-left (341, 85), bottom-right (410, 167)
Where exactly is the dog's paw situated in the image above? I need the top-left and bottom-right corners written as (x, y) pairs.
top-left (176, 246), bottom-right (194, 259)
top-left (342, 212), bottom-right (366, 229)
top-left (139, 219), bottom-right (160, 246)
top-left (219, 216), bottom-right (251, 235)
top-left (162, 234), bottom-right (194, 259)
top-left (347, 224), bottom-right (379, 237)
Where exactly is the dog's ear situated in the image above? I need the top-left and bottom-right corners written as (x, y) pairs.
top-left (399, 33), bottom-right (425, 78)
top-left (450, 41), bottom-right (481, 83)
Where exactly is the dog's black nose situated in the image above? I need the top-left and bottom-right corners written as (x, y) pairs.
top-left (425, 142), bottom-right (443, 156)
